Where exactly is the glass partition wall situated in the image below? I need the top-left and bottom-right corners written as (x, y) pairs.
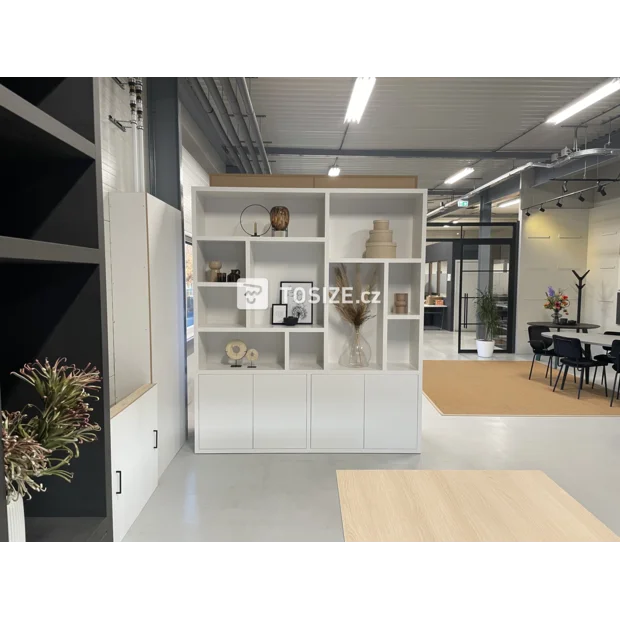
top-left (426, 223), bottom-right (518, 353)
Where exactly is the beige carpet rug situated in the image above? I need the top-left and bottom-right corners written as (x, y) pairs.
top-left (423, 360), bottom-right (620, 416)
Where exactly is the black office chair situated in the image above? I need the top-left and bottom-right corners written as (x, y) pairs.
top-left (527, 325), bottom-right (555, 385)
top-left (552, 335), bottom-right (608, 399)
top-left (593, 331), bottom-right (620, 364)
top-left (607, 340), bottom-right (620, 407)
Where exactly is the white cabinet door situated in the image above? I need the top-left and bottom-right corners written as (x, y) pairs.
top-left (198, 375), bottom-right (253, 450)
top-left (254, 375), bottom-right (306, 449)
top-left (364, 375), bottom-right (419, 450)
top-left (311, 375), bottom-right (364, 449)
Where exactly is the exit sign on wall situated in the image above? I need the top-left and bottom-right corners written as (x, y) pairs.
top-left (457, 200), bottom-right (469, 207)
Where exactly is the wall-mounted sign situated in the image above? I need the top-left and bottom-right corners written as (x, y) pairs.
top-left (457, 200), bottom-right (469, 207)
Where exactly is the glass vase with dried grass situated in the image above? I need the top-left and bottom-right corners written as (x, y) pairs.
top-left (333, 264), bottom-right (378, 368)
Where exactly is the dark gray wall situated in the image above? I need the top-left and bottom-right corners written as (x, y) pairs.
top-left (425, 242), bottom-right (454, 330)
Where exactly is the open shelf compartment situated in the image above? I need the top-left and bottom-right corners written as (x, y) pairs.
top-left (387, 318), bottom-right (421, 371)
top-left (194, 189), bottom-right (326, 238)
top-left (327, 262), bottom-right (385, 370)
top-left (196, 238), bottom-right (245, 284)
top-left (289, 331), bottom-right (324, 370)
top-left (329, 191), bottom-right (424, 260)
top-left (248, 241), bottom-right (325, 328)
top-left (387, 262), bottom-right (422, 317)
top-left (198, 330), bottom-right (285, 371)
top-left (197, 285), bottom-right (245, 328)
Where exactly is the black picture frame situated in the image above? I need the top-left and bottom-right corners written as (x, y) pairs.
top-left (271, 303), bottom-right (288, 325)
top-left (280, 281), bottom-right (314, 325)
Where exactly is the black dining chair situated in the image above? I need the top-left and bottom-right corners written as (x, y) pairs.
top-left (527, 325), bottom-right (555, 384)
top-left (593, 331), bottom-right (620, 363)
top-left (607, 340), bottom-right (620, 407)
top-left (552, 335), bottom-right (608, 399)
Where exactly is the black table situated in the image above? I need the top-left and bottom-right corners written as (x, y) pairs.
top-left (527, 322), bottom-right (600, 382)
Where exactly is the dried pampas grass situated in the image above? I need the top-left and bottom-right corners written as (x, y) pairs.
top-left (333, 263), bottom-right (378, 327)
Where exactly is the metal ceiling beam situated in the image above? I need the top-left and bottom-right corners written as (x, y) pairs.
top-left (264, 147), bottom-right (555, 160)
top-left (202, 77), bottom-right (253, 173)
top-left (185, 78), bottom-right (245, 172)
top-left (236, 77), bottom-right (272, 174)
top-left (220, 78), bottom-right (261, 174)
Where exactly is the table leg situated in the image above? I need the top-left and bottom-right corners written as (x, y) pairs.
top-left (584, 330), bottom-right (590, 384)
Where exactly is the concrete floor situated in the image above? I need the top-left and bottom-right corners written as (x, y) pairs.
top-left (124, 330), bottom-right (620, 541)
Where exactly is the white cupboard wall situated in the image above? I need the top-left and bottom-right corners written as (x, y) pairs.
top-left (109, 192), bottom-right (186, 476)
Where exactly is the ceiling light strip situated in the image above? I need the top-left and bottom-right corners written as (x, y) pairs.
top-left (444, 167), bottom-right (474, 185)
top-left (547, 78), bottom-right (620, 125)
top-left (344, 78), bottom-right (376, 124)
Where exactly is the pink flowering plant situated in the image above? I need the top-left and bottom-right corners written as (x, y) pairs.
top-left (2, 358), bottom-right (101, 504)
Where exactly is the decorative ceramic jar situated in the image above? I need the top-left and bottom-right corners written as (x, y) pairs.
top-left (6, 495), bottom-right (26, 542)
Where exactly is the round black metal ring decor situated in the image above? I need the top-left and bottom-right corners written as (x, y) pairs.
top-left (240, 204), bottom-right (271, 237)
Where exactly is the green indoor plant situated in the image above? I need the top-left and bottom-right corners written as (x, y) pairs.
top-left (2, 358), bottom-right (101, 541)
top-left (475, 288), bottom-right (501, 358)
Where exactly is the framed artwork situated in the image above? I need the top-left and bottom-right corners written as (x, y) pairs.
top-left (271, 303), bottom-right (287, 325)
top-left (280, 281), bottom-right (313, 325)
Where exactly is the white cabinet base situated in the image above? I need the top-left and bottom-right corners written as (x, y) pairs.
top-left (195, 372), bottom-right (420, 454)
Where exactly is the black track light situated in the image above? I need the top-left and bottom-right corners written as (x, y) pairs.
top-left (539, 206), bottom-right (545, 213)
top-left (525, 210), bottom-right (531, 217)
top-left (578, 193), bottom-right (585, 202)
top-left (598, 184), bottom-right (607, 197)
top-left (556, 200), bottom-right (563, 208)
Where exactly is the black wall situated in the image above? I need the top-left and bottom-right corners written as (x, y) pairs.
top-left (426, 242), bottom-right (454, 330)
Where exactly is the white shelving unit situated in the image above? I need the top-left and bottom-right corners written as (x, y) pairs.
top-left (192, 186), bottom-right (427, 453)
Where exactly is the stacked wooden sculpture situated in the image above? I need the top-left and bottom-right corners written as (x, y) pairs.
top-left (394, 293), bottom-right (409, 314)
top-left (364, 219), bottom-right (397, 258)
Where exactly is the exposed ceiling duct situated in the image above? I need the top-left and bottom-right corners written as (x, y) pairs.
top-left (235, 77), bottom-right (272, 174)
top-left (185, 78), bottom-right (245, 173)
top-left (202, 77), bottom-right (253, 173)
top-left (427, 147), bottom-right (620, 221)
top-left (220, 78), bottom-right (261, 174)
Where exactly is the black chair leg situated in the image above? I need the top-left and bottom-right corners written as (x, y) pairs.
top-left (549, 357), bottom-right (553, 386)
top-left (561, 364), bottom-right (569, 390)
top-left (529, 354), bottom-right (536, 380)
top-left (611, 373), bottom-right (618, 407)
top-left (553, 364), bottom-right (563, 392)
top-left (545, 355), bottom-right (551, 378)
top-left (603, 367), bottom-right (608, 397)
top-left (573, 367), bottom-right (577, 383)
top-left (578, 368), bottom-right (584, 399)
top-left (591, 366), bottom-right (598, 389)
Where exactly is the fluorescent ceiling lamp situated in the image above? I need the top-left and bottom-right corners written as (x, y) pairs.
top-left (328, 165), bottom-right (341, 177)
top-left (547, 78), bottom-right (620, 125)
top-left (452, 219), bottom-right (460, 224)
top-left (497, 198), bottom-right (520, 208)
top-left (444, 167), bottom-right (474, 185)
top-left (344, 77), bottom-right (376, 123)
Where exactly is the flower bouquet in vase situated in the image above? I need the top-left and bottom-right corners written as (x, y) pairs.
top-left (544, 287), bottom-right (570, 324)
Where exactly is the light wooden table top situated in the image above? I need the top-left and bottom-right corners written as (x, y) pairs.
top-left (337, 470), bottom-right (618, 542)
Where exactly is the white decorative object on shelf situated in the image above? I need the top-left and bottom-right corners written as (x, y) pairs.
top-left (7, 495), bottom-right (26, 542)
top-left (192, 185), bottom-right (427, 454)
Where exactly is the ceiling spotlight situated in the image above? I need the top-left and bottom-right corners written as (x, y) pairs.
top-left (525, 210), bottom-right (531, 217)
top-left (556, 200), bottom-right (563, 208)
top-left (444, 167), bottom-right (474, 185)
top-left (546, 78), bottom-right (620, 125)
top-left (578, 193), bottom-right (585, 202)
top-left (539, 206), bottom-right (545, 213)
top-left (328, 165), bottom-right (341, 177)
top-left (344, 77), bottom-right (376, 123)
top-left (598, 184), bottom-right (607, 197)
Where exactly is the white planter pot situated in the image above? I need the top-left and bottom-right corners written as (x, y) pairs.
top-left (476, 339), bottom-right (495, 358)
top-left (6, 495), bottom-right (26, 542)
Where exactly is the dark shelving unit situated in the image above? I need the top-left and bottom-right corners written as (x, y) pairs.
top-left (0, 78), bottom-right (111, 542)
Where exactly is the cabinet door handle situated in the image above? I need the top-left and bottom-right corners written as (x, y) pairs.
top-left (116, 470), bottom-right (122, 495)
top-left (154, 429), bottom-right (158, 449)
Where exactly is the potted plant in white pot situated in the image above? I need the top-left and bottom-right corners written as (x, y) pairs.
top-left (2, 358), bottom-right (101, 542)
top-left (475, 288), bottom-right (501, 358)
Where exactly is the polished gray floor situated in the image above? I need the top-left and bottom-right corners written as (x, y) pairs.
top-left (124, 330), bottom-right (620, 541)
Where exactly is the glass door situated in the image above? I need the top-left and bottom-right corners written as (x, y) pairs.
top-left (458, 241), bottom-right (515, 353)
